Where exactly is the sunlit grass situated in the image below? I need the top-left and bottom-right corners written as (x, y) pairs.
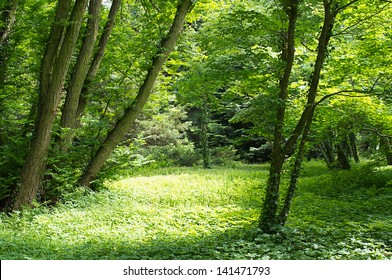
top-left (0, 161), bottom-right (391, 259)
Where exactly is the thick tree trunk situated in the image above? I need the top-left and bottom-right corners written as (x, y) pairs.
top-left (38, 0), bottom-right (72, 115)
top-left (79, 0), bottom-right (193, 187)
top-left (58, 0), bottom-right (102, 152)
top-left (12, 0), bottom-right (89, 210)
top-left (259, 1), bottom-right (299, 232)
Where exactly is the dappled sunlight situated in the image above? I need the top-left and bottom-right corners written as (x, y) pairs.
top-left (1, 163), bottom-right (391, 260)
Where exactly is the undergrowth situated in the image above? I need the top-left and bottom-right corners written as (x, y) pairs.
top-left (0, 161), bottom-right (391, 260)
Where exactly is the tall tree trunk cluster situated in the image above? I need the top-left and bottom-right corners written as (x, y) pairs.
top-left (318, 132), bottom-right (360, 170)
top-left (79, 0), bottom-right (194, 187)
top-left (14, 0), bottom-right (89, 210)
top-left (11, 0), bottom-right (194, 209)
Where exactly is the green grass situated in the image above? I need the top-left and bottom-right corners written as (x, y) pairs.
top-left (0, 161), bottom-right (391, 260)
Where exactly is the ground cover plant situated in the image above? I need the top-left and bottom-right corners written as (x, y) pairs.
top-left (0, 161), bottom-right (391, 260)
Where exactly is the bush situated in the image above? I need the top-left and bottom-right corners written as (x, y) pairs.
top-left (144, 144), bottom-right (201, 167)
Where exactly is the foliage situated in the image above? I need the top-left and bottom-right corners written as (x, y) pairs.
top-left (0, 162), bottom-right (391, 260)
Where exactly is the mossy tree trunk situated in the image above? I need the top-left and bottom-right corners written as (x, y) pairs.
top-left (57, 0), bottom-right (102, 152)
top-left (260, 0), bottom-right (338, 232)
top-left (58, 0), bottom-right (122, 152)
top-left (259, 0), bottom-right (299, 233)
top-left (12, 0), bottom-right (89, 210)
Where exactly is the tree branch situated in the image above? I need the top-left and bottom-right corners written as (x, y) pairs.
top-left (333, 2), bottom-right (390, 36)
top-left (315, 75), bottom-right (383, 106)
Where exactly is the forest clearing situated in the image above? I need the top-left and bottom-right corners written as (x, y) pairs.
top-left (1, 0), bottom-right (392, 261)
top-left (1, 162), bottom-right (391, 260)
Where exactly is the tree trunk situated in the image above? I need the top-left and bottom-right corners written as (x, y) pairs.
top-left (380, 136), bottom-right (392, 165)
top-left (279, 111), bottom-right (314, 226)
top-left (0, 0), bottom-right (18, 46)
top-left (58, 0), bottom-right (102, 152)
top-left (79, 0), bottom-right (194, 187)
top-left (58, 0), bottom-right (122, 151)
top-left (259, 0), bottom-right (299, 233)
top-left (337, 142), bottom-right (351, 170)
top-left (260, 0), bottom-right (337, 232)
top-left (0, 0), bottom-right (18, 121)
top-left (38, 0), bottom-right (72, 116)
top-left (320, 140), bottom-right (336, 168)
top-left (12, 0), bottom-right (89, 210)
top-left (349, 132), bottom-right (360, 163)
top-left (200, 95), bottom-right (211, 169)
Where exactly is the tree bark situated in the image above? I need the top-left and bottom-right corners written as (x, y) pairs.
top-left (12, 0), bottom-right (89, 210)
top-left (76, 0), bottom-right (122, 120)
top-left (278, 111), bottom-right (314, 226)
top-left (201, 96), bottom-right (211, 169)
top-left (38, 0), bottom-right (72, 115)
top-left (380, 136), bottom-right (392, 165)
top-left (260, 0), bottom-right (337, 232)
top-left (337, 142), bottom-right (351, 169)
top-left (58, 0), bottom-right (102, 152)
top-left (320, 140), bottom-right (336, 168)
top-left (79, 0), bottom-right (194, 187)
top-left (349, 132), bottom-right (360, 163)
top-left (0, 0), bottom-right (18, 46)
top-left (0, 0), bottom-right (18, 145)
top-left (0, 0), bottom-right (18, 102)
top-left (259, 0), bottom-right (299, 233)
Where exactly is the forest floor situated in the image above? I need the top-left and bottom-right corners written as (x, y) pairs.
top-left (0, 161), bottom-right (391, 260)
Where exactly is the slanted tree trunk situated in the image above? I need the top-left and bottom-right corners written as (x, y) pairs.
top-left (260, 0), bottom-right (337, 232)
top-left (79, 0), bottom-right (194, 187)
top-left (12, 0), bottom-right (89, 210)
top-left (58, 0), bottom-right (122, 152)
top-left (58, 0), bottom-right (102, 152)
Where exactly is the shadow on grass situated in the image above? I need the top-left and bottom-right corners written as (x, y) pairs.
top-left (1, 162), bottom-right (391, 260)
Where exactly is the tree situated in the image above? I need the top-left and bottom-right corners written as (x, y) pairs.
top-left (79, 0), bottom-right (194, 187)
top-left (57, 0), bottom-right (122, 152)
top-left (0, 0), bottom-right (18, 87)
top-left (57, 0), bottom-right (103, 152)
top-left (12, 0), bottom-right (89, 210)
top-left (260, 0), bottom-right (364, 232)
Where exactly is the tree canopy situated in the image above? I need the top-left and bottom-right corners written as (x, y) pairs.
top-left (0, 0), bottom-right (391, 235)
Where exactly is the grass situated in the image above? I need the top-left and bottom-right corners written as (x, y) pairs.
top-left (0, 161), bottom-right (391, 260)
